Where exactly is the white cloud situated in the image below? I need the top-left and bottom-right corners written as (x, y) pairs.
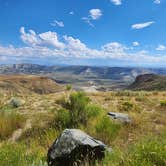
top-left (0, 27), bottom-right (166, 66)
top-left (154, 0), bottom-right (160, 4)
top-left (132, 21), bottom-right (155, 30)
top-left (156, 44), bottom-right (166, 51)
top-left (39, 31), bottom-right (65, 48)
top-left (20, 27), bottom-right (65, 49)
top-left (64, 36), bottom-right (87, 51)
top-left (20, 27), bottom-right (39, 46)
top-left (89, 9), bottom-right (102, 20)
top-left (132, 42), bottom-right (139, 46)
top-left (110, 0), bottom-right (122, 5)
top-left (50, 20), bottom-right (64, 27)
top-left (102, 42), bottom-right (126, 53)
top-left (82, 9), bottom-right (102, 27)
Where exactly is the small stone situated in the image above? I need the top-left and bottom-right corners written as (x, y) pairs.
top-left (108, 112), bottom-right (131, 123)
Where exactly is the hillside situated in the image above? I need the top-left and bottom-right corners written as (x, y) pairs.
top-left (0, 75), bottom-right (64, 94)
top-left (128, 74), bottom-right (166, 91)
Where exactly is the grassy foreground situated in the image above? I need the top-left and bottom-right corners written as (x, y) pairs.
top-left (0, 90), bottom-right (166, 166)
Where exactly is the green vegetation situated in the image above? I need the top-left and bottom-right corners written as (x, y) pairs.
top-left (160, 100), bottom-right (166, 107)
top-left (0, 90), bottom-right (166, 165)
top-left (0, 143), bottom-right (47, 166)
top-left (57, 92), bottom-right (91, 127)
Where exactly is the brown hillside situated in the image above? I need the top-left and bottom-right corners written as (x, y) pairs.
top-left (128, 74), bottom-right (166, 91)
top-left (0, 75), bottom-right (64, 94)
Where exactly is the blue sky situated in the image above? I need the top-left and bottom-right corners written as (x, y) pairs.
top-left (0, 0), bottom-right (166, 67)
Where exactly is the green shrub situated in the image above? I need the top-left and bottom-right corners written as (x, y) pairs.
top-left (95, 117), bottom-right (121, 143)
top-left (0, 110), bottom-right (25, 140)
top-left (160, 100), bottom-right (166, 107)
top-left (59, 92), bottom-right (90, 127)
top-left (55, 108), bottom-right (70, 129)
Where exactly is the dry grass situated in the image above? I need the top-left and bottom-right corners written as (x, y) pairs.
top-left (0, 110), bottom-right (25, 140)
top-left (0, 90), bottom-right (166, 165)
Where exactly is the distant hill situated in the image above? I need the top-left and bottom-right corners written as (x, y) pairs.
top-left (0, 75), bottom-right (63, 94)
top-left (128, 74), bottom-right (166, 91)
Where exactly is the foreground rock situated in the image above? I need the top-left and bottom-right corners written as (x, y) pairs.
top-left (108, 112), bottom-right (131, 123)
top-left (8, 97), bottom-right (25, 108)
top-left (47, 129), bottom-right (111, 166)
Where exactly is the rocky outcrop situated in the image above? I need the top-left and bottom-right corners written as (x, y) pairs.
top-left (108, 112), bottom-right (131, 123)
top-left (47, 129), bottom-right (111, 166)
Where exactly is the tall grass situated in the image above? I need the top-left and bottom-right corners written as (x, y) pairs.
top-left (0, 143), bottom-right (46, 166)
top-left (0, 110), bottom-right (25, 140)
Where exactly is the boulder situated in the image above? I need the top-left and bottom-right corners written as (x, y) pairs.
top-left (47, 129), bottom-right (111, 166)
top-left (8, 97), bottom-right (25, 108)
top-left (108, 112), bottom-right (131, 123)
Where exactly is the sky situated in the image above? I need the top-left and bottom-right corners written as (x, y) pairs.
top-left (0, 0), bottom-right (166, 67)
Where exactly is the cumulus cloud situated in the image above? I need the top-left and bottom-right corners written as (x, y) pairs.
top-left (110, 0), bottom-right (122, 5)
top-left (154, 0), bottom-right (160, 4)
top-left (20, 27), bottom-right (65, 49)
top-left (0, 27), bottom-right (166, 66)
top-left (132, 42), bottom-right (139, 46)
top-left (82, 9), bottom-right (102, 27)
top-left (50, 20), bottom-right (64, 27)
top-left (132, 21), bottom-right (155, 30)
top-left (156, 44), bottom-right (166, 51)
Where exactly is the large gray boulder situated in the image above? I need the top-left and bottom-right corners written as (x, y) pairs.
top-left (47, 129), bottom-right (111, 166)
top-left (108, 112), bottom-right (131, 123)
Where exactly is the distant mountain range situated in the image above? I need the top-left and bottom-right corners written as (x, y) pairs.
top-left (0, 64), bottom-right (166, 90)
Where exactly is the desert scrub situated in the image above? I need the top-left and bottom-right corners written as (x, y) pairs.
top-left (160, 100), bottom-right (166, 107)
top-left (95, 117), bottom-right (121, 144)
top-left (118, 101), bottom-right (140, 112)
top-left (58, 92), bottom-right (90, 127)
top-left (0, 110), bottom-right (25, 140)
top-left (0, 143), bottom-right (46, 166)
